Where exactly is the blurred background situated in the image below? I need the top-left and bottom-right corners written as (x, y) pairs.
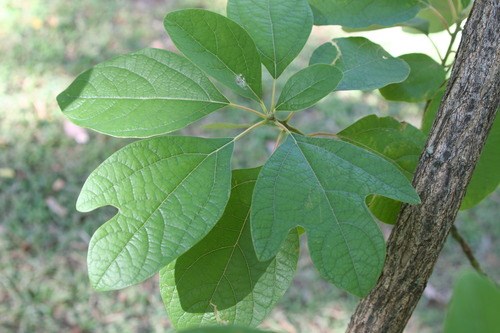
top-left (0, 0), bottom-right (498, 332)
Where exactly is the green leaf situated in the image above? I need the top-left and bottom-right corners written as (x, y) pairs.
top-left (423, 90), bottom-right (500, 210)
top-left (421, 87), bottom-right (446, 135)
top-left (78, 136), bottom-right (234, 290)
top-left (179, 326), bottom-right (274, 333)
top-left (57, 48), bottom-right (229, 138)
top-left (227, 0), bottom-right (313, 78)
top-left (379, 53), bottom-right (446, 102)
top-left (338, 115), bottom-right (426, 224)
top-left (461, 116), bottom-right (500, 210)
top-left (164, 9), bottom-right (262, 101)
top-left (309, 37), bottom-right (410, 91)
top-left (251, 135), bottom-right (420, 296)
top-left (308, 0), bottom-right (421, 28)
top-left (160, 168), bottom-right (299, 328)
top-left (275, 64), bottom-right (342, 111)
top-left (444, 271), bottom-right (500, 333)
top-left (417, 0), bottom-right (465, 34)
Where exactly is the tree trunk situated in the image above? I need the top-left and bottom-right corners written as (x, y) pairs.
top-left (346, 1), bottom-right (500, 332)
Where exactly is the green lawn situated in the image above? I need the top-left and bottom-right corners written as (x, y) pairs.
top-left (0, 1), bottom-right (498, 332)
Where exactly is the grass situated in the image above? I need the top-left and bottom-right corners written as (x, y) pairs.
top-left (0, 0), bottom-right (498, 332)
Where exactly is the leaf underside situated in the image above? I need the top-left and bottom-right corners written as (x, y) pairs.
top-left (57, 48), bottom-right (228, 138)
top-left (79, 136), bottom-right (233, 290)
top-left (160, 168), bottom-right (299, 329)
top-left (251, 134), bottom-right (420, 296)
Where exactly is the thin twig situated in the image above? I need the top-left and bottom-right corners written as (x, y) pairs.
top-left (450, 225), bottom-right (486, 276)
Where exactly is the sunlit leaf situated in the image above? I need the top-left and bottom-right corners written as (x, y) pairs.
top-left (164, 9), bottom-right (262, 101)
top-left (251, 134), bottom-right (420, 296)
top-left (78, 136), bottom-right (233, 290)
top-left (57, 48), bottom-right (228, 138)
top-left (160, 168), bottom-right (299, 328)
top-left (228, 0), bottom-right (313, 78)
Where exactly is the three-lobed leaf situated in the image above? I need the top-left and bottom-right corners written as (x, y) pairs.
top-left (57, 48), bottom-right (228, 138)
top-left (160, 168), bottom-right (299, 329)
top-left (227, 0), bottom-right (313, 79)
top-left (251, 134), bottom-right (420, 296)
top-left (338, 115), bottom-right (426, 224)
top-left (444, 271), bottom-right (500, 333)
top-left (310, 37), bottom-right (410, 91)
top-left (379, 53), bottom-right (446, 102)
top-left (275, 64), bottom-right (342, 111)
top-left (308, 0), bottom-right (421, 28)
top-left (164, 9), bottom-right (262, 101)
top-left (78, 136), bottom-right (233, 290)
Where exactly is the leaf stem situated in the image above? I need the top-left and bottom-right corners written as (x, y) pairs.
top-left (273, 130), bottom-right (286, 152)
top-left (275, 120), bottom-right (304, 135)
top-left (270, 79), bottom-right (277, 111)
top-left (229, 103), bottom-right (267, 119)
top-left (446, 0), bottom-right (458, 23)
top-left (233, 119), bottom-right (268, 142)
top-left (308, 132), bottom-right (338, 138)
top-left (450, 225), bottom-right (487, 276)
top-left (426, 35), bottom-right (444, 63)
top-left (420, 0), bottom-right (452, 34)
top-left (442, 23), bottom-right (462, 66)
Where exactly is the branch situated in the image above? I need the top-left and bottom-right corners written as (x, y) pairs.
top-left (449, 225), bottom-right (486, 276)
top-left (346, 1), bottom-right (500, 332)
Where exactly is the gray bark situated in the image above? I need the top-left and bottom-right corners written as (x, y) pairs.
top-left (346, 0), bottom-right (500, 332)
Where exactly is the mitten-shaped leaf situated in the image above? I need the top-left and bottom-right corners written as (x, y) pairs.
top-left (164, 9), bottom-right (262, 101)
top-left (251, 134), bottom-right (420, 296)
top-left (160, 168), bottom-right (299, 329)
top-left (338, 115), bottom-right (426, 224)
top-left (57, 48), bottom-right (228, 138)
top-left (379, 53), bottom-right (446, 102)
top-left (228, 0), bottom-right (313, 78)
top-left (78, 136), bottom-right (233, 290)
top-left (275, 64), bottom-right (342, 111)
top-left (310, 37), bottom-right (410, 91)
top-left (309, 0), bottom-right (421, 28)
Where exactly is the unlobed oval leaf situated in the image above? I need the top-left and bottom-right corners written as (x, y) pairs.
top-left (57, 48), bottom-right (229, 138)
top-left (308, 0), bottom-right (421, 28)
top-left (309, 37), bottom-right (410, 91)
top-left (78, 136), bottom-right (234, 290)
top-left (164, 9), bottom-right (262, 101)
top-left (275, 64), bottom-right (342, 111)
top-left (227, 0), bottom-right (313, 78)
top-left (444, 271), bottom-right (500, 333)
top-left (338, 115), bottom-right (426, 224)
top-left (160, 168), bottom-right (299, 329)
top-left (379, 53), bottom-right (446, 102)
top-left (251, 134), bottom-right (420, 296)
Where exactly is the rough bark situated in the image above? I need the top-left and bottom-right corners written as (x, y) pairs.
top-left (347, 1), bottom-right (500, 332)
